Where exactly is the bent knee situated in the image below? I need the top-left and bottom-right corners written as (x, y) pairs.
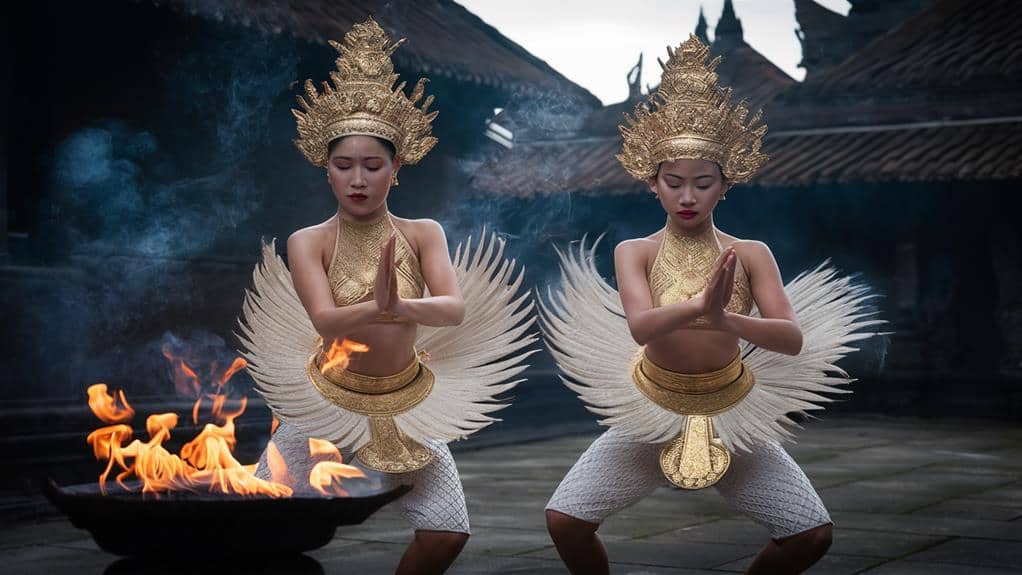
top-left (786, 523), bottom-right (832, 556)
top-left (416, 530), bottom-right (469, 552)
top-left (546, 509), bottom-right (598, 540)
top-left (810, 523), bottom-right (833, 553)
top-left (443, 532), bottom-right (470, 550)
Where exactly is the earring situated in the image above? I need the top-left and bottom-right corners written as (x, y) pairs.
top-left (391, 172), bottom-right (399, 187)
top-left (720, 193), bottom-right (726, 201)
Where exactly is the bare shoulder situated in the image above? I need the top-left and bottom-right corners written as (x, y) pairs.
top-left (731, 241), bottom-right (778, 282)
top-left (734, 239), bottom-right (773, 263)
top-left (615, 235), bottom-right (659, 266)
top-left (287, 219), bottom-right (334, 255)
top-left (716, 230), bottom-right (773, 268)
top-left (391, 216), bottom-right (445, 250)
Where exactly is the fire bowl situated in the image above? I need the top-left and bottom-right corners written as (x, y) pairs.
top-left (43, 479), bottom-right (412, 556)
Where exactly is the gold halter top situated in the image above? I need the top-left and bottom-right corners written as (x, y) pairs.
top-left (326, 213), bottom-right (425, 321)
top-left (648, 220), bottom-right (753, 327)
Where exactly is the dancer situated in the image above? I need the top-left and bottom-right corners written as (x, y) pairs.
top-left (541, 36), bottom-right (882, 575)
top-left (237, 18), bottom-right (536, 574)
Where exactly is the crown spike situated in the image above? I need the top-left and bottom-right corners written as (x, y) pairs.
top-left (386, 37), bottom-right (405, 56)
top-left (292, 17), bottom-right (438, 166)
top-left (616, 35), bottom-right (767, 184)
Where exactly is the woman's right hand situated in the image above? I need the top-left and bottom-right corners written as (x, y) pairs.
top-left (697, 247), bottom-right (736, 318)
top-left (374, 235), bottom-right (397, 312)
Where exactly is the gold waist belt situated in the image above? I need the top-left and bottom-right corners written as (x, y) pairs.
top-left (631, 350), bottom-right (755, 490)
top-left (307, 353), bottom-right (434, 474)
top-left (633, 350), bottom-right (753, 415)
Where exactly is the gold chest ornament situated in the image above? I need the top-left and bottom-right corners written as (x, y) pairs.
top-left (648, 220), bottom-right (752, 323)
top-left (327, 213), bottom-right (424, 312)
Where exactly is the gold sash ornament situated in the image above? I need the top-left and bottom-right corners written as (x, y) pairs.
top-left (307, 353), bottom-right (434, 473)
top-left (632, 350), bottom-right (754, 489)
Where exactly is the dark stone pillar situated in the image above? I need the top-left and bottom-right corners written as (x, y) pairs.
top-left (1, 13), bottom-right (8, 264)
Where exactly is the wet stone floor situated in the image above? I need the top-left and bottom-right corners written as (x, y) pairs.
top-left (2, 416), bottom-right (1021, 574)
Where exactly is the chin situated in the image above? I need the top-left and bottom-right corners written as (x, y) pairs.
top-left (671, 215), bottom-right (709, 227)
top-left (339, 199), bottom-right (385, 216)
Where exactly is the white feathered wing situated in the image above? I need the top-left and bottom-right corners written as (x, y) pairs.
top-left (539, 236), bottom-right (884, 453)
top-left (238, 231), bottom-right (537, 451)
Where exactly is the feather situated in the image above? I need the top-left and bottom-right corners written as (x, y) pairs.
top-left (236, 232), bottom-right (537, 449)
top-left (540, 237), bottom-right (884, 452)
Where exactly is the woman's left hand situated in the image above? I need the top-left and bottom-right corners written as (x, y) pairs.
top-left (387, 248), bottom-right (405, 316)
top-left (374, 236), bottom-right (399, 313)
top-left (703, 248), bottom-right (737, 331)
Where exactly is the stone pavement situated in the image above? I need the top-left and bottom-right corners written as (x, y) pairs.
top-left (2, 416), bottom-right (1021, 574)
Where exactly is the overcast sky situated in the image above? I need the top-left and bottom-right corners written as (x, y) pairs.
top-left (459, 0), bottom-right (851, 105)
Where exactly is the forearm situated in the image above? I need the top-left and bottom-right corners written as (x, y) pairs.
top-left (309, 301), bottom-right (381, 342)
top-left (629, 299), bottom-right (705, 345)
top-left (392, 296), bottom-right (465, 327)
top-left (722, 313), bottom-right (803, 355)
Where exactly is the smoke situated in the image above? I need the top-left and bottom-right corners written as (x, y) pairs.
top-left (49, 31), bottom-right (301, 260)
top-left (26, 28), bottom-right (302, 399)
top-left (159, 330), bottom-right (254, 399)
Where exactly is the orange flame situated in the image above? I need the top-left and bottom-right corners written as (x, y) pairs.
top-left (308, 437), bottom-right (341, 457)
top-left (180, 398), bottom-right (244, 469)
top-left (86, 412), bottom-right (194, 494)
top-left (177, 397), bottom-right (293, 497)
top-left (87, 383), bottom-right (135, 423)
top-left (189, 356), bottom-right (248, 425)
top-left (320, 338), bottom-right (370, 374)
top-left (307, 438), bottom-right (366, 496)
top-left (123, 413), bottom-right (195, 493)
top-left (86, 350), bottom-right (367, 498)
top-left (218, 357), bottom-right (248, 387)
top-left (162, 345), bottom-right (201, 398)
top-left (86, 424), bottom-right (133, 494)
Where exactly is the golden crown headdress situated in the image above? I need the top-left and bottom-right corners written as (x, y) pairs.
top-left (617, 35), bottom-right (767, 183)
top-left (293, 17), bottom-right (438, 167)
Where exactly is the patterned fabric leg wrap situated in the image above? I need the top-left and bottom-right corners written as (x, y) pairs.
top-left (715, 439), bottom-right (832, 539)
top-left (546, 429), bottom-right (666, 523)
top-left (373, 440), bottom-right (470, 534)
top-left (545, 429), bottom-right (830, 539)
top-left (256, 421), bottom-right (470, 534)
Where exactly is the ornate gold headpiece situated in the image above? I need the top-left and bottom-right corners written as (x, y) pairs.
top-left (617, 35), bottom-right (767, 183)
top-left (293, 17), bottom-right (438, 167)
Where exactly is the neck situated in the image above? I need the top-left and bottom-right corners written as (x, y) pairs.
top-left (666, 215), bottom-right (715, 239)
top-left (338, 203), bottom-right (389, 224)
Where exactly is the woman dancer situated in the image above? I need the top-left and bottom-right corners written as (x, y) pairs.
top-left (541, 36), bottom-right (881, 575)
top-left (238, 18), bottom-right (535, 574)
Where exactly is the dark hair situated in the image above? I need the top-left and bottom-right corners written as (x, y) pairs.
top-left (327, 135), bottom-right (397, 160)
